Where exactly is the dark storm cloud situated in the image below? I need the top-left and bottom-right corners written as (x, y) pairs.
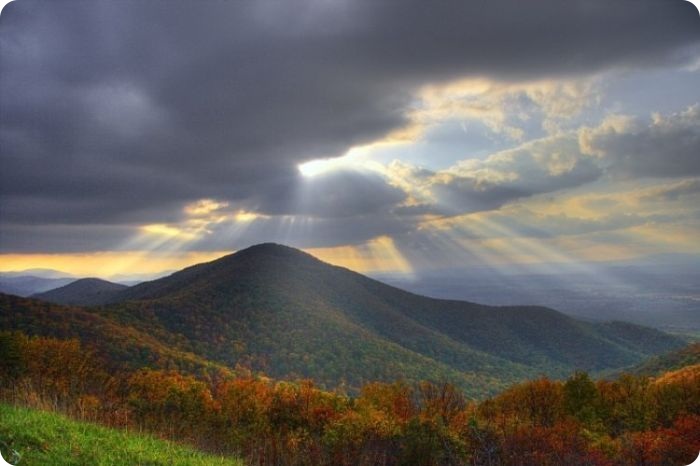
top-left (0, 223), bottom-right (137, 253)
top-left (253, 169), bottom-right (406, 218)
top-left (1, 0), bottom-right (698, 251)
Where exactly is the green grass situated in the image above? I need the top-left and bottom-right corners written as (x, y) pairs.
top-left (0, 404), bottom-right (243, 466)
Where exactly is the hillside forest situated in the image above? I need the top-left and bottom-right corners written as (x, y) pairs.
top-left (1, 332), bottom-right (699, 466)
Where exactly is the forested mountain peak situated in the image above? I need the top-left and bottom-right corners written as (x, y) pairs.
top-left (68, 243), bottom-right (684, 396)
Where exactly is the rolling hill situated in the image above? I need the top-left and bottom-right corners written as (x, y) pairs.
top-left (1, 243), bottom-right (686, 397)
top-left (32, 277), bottom-right (128, 306)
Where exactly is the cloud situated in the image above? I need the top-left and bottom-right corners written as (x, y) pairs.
top-left (1, 0), bottom-right (698, 236)
top-left (383, 102), bottom-right (700, 223)
top-left (254, 169), bottom-right (407, 219)
top-left (638, 178), bottom-right (700, 201)
top-left (0, 223), bottom-right (138, 253)
top-left (410, 78), bottom-right (601, 141)
top-left (387, 134), bottom-right (602, 215)
top-left (461, 208), bottom-right (679, 239)
top-left (580, 104), bottom-right (700, 177)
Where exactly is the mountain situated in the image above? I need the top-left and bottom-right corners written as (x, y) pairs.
top-left (108, 271), bottom-right (175, 284)
top-left (0, 243), bottom-right (686, 397)
top-left (71, 243), bottom-right (681, 396)
top-left (0, 275), bottom-right (76, 297)
top-left (32, 277), bottom-right (129, 306)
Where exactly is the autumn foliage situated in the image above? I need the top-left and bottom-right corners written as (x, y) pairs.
top-left (1, 331), bottom-right (698, 465)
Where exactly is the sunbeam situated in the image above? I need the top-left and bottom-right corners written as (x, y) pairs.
top-left (308, 236), bottom-right (413, 275)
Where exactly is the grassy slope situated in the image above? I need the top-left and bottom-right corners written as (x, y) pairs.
top-left (0, 404), bottom-right (241, 466)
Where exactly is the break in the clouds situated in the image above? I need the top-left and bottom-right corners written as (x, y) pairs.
top-left (384, 102), bottom-right (700, 217)
top-left (1, 0), bottom-right (699, 271)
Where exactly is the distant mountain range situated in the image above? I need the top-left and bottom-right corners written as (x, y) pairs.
top-left (0, 274), bottom-right (76, 297)
top-left (0, 243), bottom-right (686, 398)
top-left (0, 269), bottom-right (168, 297)
top-left (376, 260), bottom-right (700, 331)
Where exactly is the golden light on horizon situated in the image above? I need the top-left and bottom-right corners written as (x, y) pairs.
top-left (0, 236), bottom-right (415, 278)
top-left (0, 251), bottom-right (231, 278)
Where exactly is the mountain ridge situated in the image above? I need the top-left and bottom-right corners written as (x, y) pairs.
top-left (76, 243), bottom-right (683, 396)
top-left (1, 243), bottom-right (686, 397)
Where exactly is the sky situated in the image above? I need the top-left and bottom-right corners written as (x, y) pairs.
top-left (1, 0), bottom-right (699, 278)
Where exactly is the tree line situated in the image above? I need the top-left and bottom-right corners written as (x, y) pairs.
top-left (1, 331), bottom-right (698, 465)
